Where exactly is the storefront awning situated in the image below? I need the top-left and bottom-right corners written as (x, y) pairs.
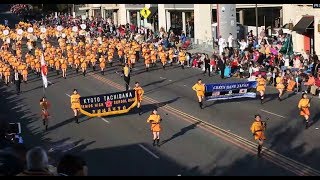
top-left (292, 16), bottom-right (314, 33)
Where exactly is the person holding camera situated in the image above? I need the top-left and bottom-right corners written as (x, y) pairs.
top-left (250, 114), bottom-right (267, 157)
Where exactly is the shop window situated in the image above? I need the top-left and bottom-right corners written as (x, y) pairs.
top-left (130, 11), bottom-right (138, 26)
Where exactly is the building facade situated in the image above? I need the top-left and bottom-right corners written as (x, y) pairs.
top-left (282, 4), bottom-right (319, 54)
top-left (78, 4), bottom-right (319, 54)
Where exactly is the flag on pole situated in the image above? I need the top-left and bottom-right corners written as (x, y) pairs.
top-left (40, 52), bottom-right (48, 88)
top-left (279, 34), bottom-right (294, 56)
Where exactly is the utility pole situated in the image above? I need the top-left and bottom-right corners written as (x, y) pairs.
top-left (255, 4), bottom-right (258, 37)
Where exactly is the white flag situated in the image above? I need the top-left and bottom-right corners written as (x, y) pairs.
top-left (40, 53), bottom-right (48, 88)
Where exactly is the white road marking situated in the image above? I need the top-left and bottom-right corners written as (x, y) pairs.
top-left (260, 109), bottom-right (286, 119)
top-left (138, 144), bottom-right (160, 159)
top-left (183, 85), bottom-right (187, 87)
top-left (160, 77), bottom-right (166, 79)
top-left (169, 80), bottom-right (172, 82)
top-left (65, 93), bottom-right (71, 97)
top-left (101, 118), bottom-right (110, 124)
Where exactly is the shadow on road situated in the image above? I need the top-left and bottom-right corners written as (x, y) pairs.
top-left (161, 121), bottom-right (201, 146)
top-left (142, 78), bottom-right (167, 88)
top-left (46, 114), bottom-right (91, 132)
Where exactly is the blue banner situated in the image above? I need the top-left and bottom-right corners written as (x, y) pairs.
top-left (205, 81), bottom-right (257, 101)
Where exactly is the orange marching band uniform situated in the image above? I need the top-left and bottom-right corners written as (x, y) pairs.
top-left (147, 111), bottom-right (162, 146)
top-left (256, 75), bottom-right (266, 104)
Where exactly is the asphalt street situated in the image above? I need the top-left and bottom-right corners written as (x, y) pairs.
top-left (1, 10), bottom-right (320, 176)
top-left (1, 60), bottom-right (320, 175)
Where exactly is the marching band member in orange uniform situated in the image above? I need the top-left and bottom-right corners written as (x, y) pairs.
top-left (256, 74), bottom-right (266, 104)
top-left (150, 49), bottom-right (157, 67)
top-left (250, 114), bottom-right (266, 157)
top-left (168, 48), bottom-right (174, 66)
top-left (70, 89), bottom-right (81, 124)
top-left (35, 60), bottom-right (41, 77)
top-left (144, 53), bottom-right (151, 72)
top-left (275, 73), bottom-right (285, 101)
top-left (81, 60), bottom-right (87, 77)
top-left (147, 109), bottom-right (162, 147)
top-left (90, 53), bottom-right (97, 71)
top-left (133, 81), bottom-right (145, 115)
top-left (108, 48), bottom-right (114, 67)
top-left (192, 79), bottom-right (205, 109)
top-left (298, 93), bottom-right (312, 129)
top-left (287, 76), bottom-right (296, 92)
top-left (159, 50), bottom-right (167, 70)
top-left (22, 67), bottom-right (28, 83)
top-left (99, 55), bottom-right (106, 75)
top-left (55, 59), bottom-right (60, 75)
top-left (74, 55), bottom-right (80, 74)
top-left (128, 48), bottom-right (136, 69)
top-left (4, 65), bottom-right (10, 85)
top-left (61, 59), bottom-right (68, 79)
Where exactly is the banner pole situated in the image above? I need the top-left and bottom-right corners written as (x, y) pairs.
top-left (43, 86), bottom-right (46, 98)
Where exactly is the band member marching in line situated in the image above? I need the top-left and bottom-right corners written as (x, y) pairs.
top-left (144, 52), bottom-right (151, 72)
top-left (81, 59), bottom-right (87, 77)
top-left (61, 59), bottom-right (68, 79)
top-left (276, 73), bottom-right (285, 101)
top-left (298, 93), bottom-right (312, 129)
top-left (134, 81), bottom-right (145, 115)
top-left (256, 74), bottom-right (266, 104)
top-left (70, 89), bottom-right (81, 124)
top-left (55, 58), bottom-right (60, 75)
top-left (192, 79), bottom-right (205, 109)
top-left (147, 109), bottom-right (162, 147)
top-left (250, 114), bottom-right (267, 157)
top-left (99, 55), bottom-right (106, 75)
top-left (40, 97), bottom-right (50, 131)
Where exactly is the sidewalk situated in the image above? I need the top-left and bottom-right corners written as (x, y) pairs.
top-left (187, 45), bottom-right (217, 56)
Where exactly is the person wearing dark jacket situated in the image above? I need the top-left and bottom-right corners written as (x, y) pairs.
top-left (13, 69), bottom-right (22, 95)
top-left (217, 54), bottom-right (226, 79)
top-left (203, 54), bottom-right (211, 76)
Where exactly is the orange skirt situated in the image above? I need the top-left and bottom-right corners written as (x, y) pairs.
top-left (256, 86), bottom-right (265, 92)
top-left (137, 95), bottom-right (143, 102)
top-left (151, 123), bottom-right (161, 132)
top-left (300, 107), bottom-right (310, 116)
top-left (71, 103), bottom-right (80, 110)
top-left (196, 92), bottom-right (204, 97)
top-left (276, 84), bottom-right (285, 90)
top-left (254, 132), bottom-right (266, 140)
